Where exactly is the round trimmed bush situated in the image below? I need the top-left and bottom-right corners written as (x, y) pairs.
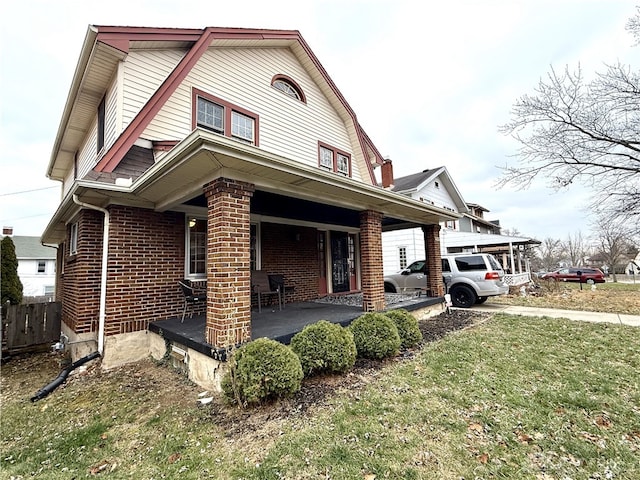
top-left (290, 320), bottom-right (357, 377)
top-left (348, 312), bottom-right (401, 359)
top-left (222, 338), bottom-right (303, 406)
top-left (384, 309), bottom-right (423, 349)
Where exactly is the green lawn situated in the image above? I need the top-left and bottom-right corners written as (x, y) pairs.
top-left (2, 314), bottom-right (639, 479)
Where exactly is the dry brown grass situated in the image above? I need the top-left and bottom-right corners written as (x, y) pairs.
top-left (490, 279), bottom-right (640, 315)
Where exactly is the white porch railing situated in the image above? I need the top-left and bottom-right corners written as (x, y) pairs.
top-left (504, 272), bottom-right (531, 286)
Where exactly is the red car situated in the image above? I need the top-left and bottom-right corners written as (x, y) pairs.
top-left (541, 267), bottom-right (606, 284)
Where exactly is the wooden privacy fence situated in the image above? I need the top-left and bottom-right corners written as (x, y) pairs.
top-left (1, 302), bottom-right (61, 355)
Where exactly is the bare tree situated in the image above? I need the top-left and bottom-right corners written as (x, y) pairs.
top-left (591, 214), bottom-right (637, 282)
top-left (501, 227), bottom-right (522, 237)
top-left (536, 237), bottom-right (564, 272)
top-left (563, 231), bottom-right (589, 267)
top-left (498, 13), bottom-right (640, 233)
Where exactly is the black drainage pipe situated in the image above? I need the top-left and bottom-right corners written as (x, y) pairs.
top-left (30, 351), bottom-right (101, 402)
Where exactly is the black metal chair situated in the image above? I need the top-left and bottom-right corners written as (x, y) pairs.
top-left (178, 279), bottom-right (206, 323)
top-left (251, 270), bottom-right (282, 313)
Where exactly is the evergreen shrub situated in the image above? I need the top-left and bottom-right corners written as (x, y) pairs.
top-left (221, 338), bottom-right (303, 406)
top-left (290, 320), bottom-right (357, 376)
top-left (348, 312), bottom-right (401, 359)
top-left (1, 236), bottom-right (23, 305)
top-left (384, 309), bottom-right (423, 349)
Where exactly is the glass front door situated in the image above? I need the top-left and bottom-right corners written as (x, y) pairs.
top-left (330, 231), bottom-right (350, 293)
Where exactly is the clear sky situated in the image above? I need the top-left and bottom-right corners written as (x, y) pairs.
top-left (1, 0), bottom-right (637, 240)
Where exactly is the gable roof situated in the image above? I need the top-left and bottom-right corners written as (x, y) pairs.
top-left (46, 25), bottom-right (384, 184)
top-left (1, 236), bottom-right (57, 259)
top-left (391, 167), bottom-right (468, 213)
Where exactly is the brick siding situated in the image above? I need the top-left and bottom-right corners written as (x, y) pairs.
top-left (60, 206), bottom-right (186, 336)
top-left (260, 223), bottom-right (318, 302)
top-left (204, 178), bottom-right (254, 347)
top-left (423, 224), bottom-right (444, 296)
top-left (359, 210), bottom-right (385, 311)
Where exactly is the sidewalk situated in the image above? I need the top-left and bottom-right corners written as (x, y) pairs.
top-left (468, 303), bottom-right (640, 327)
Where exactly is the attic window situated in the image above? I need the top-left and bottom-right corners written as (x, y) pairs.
top-left (271, 75), bottom-right (306, 103)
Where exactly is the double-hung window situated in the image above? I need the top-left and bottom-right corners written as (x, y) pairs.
top-left (69, 222), bottom-right (78, 255)
top-left (186, 218), bottom-right (206, 278)
top-left (193, 88), bottom-right (258, 146)
top-left (318, 142), bottom-right (351, 177)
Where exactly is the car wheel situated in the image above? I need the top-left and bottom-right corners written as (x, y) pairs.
top-left (475, 296), bottom-right (488, 304)
top-left (384, 283), bottom-right (397, 293)
top-left (450, 285), bottom-right (477, 308)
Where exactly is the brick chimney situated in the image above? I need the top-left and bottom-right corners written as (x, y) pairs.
top-left (2, 226), bottom-right (13, 236)
top-left (381, 158), bottom-right (394, 188)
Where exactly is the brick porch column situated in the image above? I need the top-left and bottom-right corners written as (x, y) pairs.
top-left (359, 210), bottom-right (385, 312)
top-left (422, 224), bottom-right (444, 296)
top-left (203, 178), bottom-right (255, 348)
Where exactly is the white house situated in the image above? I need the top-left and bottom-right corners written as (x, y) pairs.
top-left (382, 167), bottom-right (467, 274)
top-left (382, 168), bottom-right (540, 283)
top-left (2, 234), bottom-right (57, 298)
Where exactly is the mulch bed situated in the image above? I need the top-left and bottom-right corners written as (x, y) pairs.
top-left (210, 309), bottom-right (490, 435)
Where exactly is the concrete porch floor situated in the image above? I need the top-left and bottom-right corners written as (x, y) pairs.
top-left (148, 295), bottom-right (443, 360)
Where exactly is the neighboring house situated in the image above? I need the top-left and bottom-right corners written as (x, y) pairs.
top-left (382, 169), bottom-right (540, 284)
top-left (1, 232), bottom-right (56, 299)
top-left (381, 167), bottom-right (467, 274)
top-left (41, 26), bottom-right (458, 385)
top-left (461, 203), bottom-right (501, 234)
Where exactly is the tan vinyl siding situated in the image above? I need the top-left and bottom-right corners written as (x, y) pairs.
top-left (74, 78), bottom-right (119, 183)
top-left (141, 47), bottom-right (367, 183)
top-left (122, 49), bottom-right (187, 128)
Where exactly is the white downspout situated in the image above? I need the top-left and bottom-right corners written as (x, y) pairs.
top-left (73, 195), bottom-right (109, 355)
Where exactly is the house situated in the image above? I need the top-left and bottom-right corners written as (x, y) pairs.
top-left (41, 26), bottom-right (459, 388)
top-left (461, 203), bottom-right (501, 234)
top-left (1, 229), bottom-right (56, 299)
top-left (382, 168), bottom-right (540, 283)
top-left (381, 167), bottom-right (467, 274)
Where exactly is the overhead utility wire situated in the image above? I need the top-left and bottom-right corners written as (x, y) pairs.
top-left (0, 186), bottom-right (57, 197)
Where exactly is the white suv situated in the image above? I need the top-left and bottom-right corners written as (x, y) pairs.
top-left (442, 253), bottom-right (509, 308)
top-left (383, 253), bottom-right (509, 308)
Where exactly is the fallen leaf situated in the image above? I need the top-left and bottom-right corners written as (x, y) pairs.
top-left (478, 453), bottom-right (489, 464)
top-left (364, 474), bottom-right (376, 480)
top-left (168, 453), bottom-right (181, 464)
top-left (516, 431), bottom-right (533, 444)
top-left (468, 422), bottom-right (483, 433)
top-left (89, 461), bottom-right (110, 475)
top-left (595, 415), bottom-right (612, 428)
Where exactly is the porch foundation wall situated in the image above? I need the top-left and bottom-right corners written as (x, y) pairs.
top-left (101, 330), bottom-right (151, 369)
